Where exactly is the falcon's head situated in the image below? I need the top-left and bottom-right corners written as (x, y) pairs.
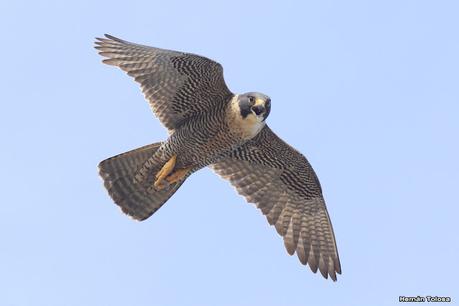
top-left (237, 92), bottom-right (271, 122)
top-left (229, 92), bottom-right (271, 140)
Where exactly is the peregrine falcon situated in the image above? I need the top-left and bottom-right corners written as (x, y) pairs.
top-left (95, 34), bottom-right (341, 281)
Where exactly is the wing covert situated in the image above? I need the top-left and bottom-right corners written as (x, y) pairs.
top-left (210, 126), bottom-right (341, 281)
top-left (95, 34), bottom-right (233, 130)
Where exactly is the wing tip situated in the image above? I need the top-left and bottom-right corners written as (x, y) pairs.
top-left (316, 254), bottom-right (341, 282)
top-left (94, 34), bottom-right (126, 47)
top-left (104, 33), bottom-right (124, 42)
top-left (294, 245), bottom-right (341, 281)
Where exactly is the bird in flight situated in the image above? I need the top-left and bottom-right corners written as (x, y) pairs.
top-left (95, 34), bottom-right (341, 281)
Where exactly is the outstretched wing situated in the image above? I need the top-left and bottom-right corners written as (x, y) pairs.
top-left (95, 34), bottom-right (233, 130)
top-left (210, 126), bottom-right (341, 281)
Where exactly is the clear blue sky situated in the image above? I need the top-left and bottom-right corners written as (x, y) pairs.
top-left (1, 1), bottom-right (458, 305)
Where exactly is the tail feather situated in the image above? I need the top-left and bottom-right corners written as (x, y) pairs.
top-left (98, 143), bottom-right (186, 220)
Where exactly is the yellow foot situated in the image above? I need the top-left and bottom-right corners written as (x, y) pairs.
top-left (154, 155), bottom-right (177, 190)
top-left (165, 167), bottom-right (192, 185)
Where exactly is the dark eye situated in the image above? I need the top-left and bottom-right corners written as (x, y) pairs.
top-left (248, 96), bottom-right (255, 104)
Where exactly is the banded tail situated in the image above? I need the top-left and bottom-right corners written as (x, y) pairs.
top-left (98, 143), bottom-right (186, 220)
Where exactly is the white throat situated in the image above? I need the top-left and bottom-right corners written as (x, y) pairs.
top-left (228, 95), bottom-right (265, 140)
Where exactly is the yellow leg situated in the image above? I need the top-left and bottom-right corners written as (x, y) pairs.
top-left (154, 155), bottom-right (177, 190)
top-left (165, 166), bottom-right (192, 185)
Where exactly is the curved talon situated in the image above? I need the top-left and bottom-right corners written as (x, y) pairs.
top-left (165, 167), bottom-right (192, 185)
top-left (154, 155), bottom-right (177, 190)
top-left (153, 179), bottom-right (170, 190)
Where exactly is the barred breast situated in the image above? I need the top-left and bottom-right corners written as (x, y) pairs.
top-left (161, 95), bottom-right (264, 170)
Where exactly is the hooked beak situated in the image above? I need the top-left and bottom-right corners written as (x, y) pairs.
top-left (252, 97), bottom-right (271, 121)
